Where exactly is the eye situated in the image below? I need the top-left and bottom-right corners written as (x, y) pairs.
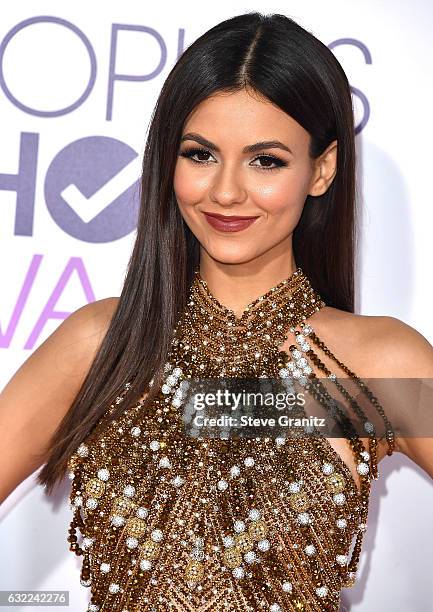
top-left (179, 147), bottom-right (215, 164)
top-left (178, 147), bottom-right (288, 171)
top-left (250, 154), bottom-right (288, 171)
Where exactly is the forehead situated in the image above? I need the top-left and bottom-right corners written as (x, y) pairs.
top-left (183, 89), bottom-right (309, 148)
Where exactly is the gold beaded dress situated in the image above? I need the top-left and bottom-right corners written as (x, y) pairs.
top-left (66, 267), bottom-right (395, 612)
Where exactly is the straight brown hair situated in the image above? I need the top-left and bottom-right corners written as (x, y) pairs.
top-left (37, 11), bottom-right (357, 493)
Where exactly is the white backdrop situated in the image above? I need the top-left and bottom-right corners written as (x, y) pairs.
top-left (1, 1), bottom-right (433, 611)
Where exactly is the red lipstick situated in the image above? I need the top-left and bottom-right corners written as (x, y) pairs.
top-left (203, 212), bottom-right (259, 233)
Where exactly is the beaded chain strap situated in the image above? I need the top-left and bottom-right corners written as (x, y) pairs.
top-left (66, 267), bottom-right (395, 612)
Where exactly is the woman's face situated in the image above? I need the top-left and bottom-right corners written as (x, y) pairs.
top-left (173, 88), bottom-right (336, 266)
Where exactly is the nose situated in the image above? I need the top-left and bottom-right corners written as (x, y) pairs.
top-left (209, 162), bottom-right (248, 207)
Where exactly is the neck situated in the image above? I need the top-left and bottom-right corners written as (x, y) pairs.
top-left (199, 256), bottom-right (298, 319)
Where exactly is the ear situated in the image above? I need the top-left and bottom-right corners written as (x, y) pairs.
top-left (307, 140), bottom-right (338, 197)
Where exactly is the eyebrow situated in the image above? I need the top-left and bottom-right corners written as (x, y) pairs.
top-left (180, 132), bottom-right (293, 155)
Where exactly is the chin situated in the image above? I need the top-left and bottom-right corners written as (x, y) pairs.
top-left (201, 245), bottom-right (261, 266)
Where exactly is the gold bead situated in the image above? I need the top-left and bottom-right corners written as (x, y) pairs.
top-left (293, 598), bottom-right (305, 610)
top-left (223, 547), bottom-right (243, 568)
top-left (184, 560), bottom-right (204, 581)
top-left (248, 520), bottom-right (268, 541)
top-left (111, 496), bottom-right (136, 516)
top-left (288, 491), bottom-right (310, 511)
top-left (85, 478), bottom-right (105, 498)
top-left (125, 517), bottom-right (147, 537)
top-left (140, 539), bottom-right (160, 560)
top-left (325, 472), bottom-right (346, 493)
top-left (234, 532), bottom-right (253, 553)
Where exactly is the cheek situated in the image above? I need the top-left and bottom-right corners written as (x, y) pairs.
top-left (249, 169), bottom-right (311, 215)
top-left (173, 163), bottom-right (209, 206)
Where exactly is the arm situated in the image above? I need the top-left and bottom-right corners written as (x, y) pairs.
top-left (375, 317), bottom-right (433, 479)
top-left (0, 297), bottom-right (118, 504)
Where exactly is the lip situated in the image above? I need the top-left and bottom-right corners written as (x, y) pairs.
top-left (202, 212), bottom-right (260, 233)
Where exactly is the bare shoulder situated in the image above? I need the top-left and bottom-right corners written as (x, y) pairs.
top-left (42, 296), bottom-right (121, 377)
top-left (307, 306), bottom-right (433, 378)
top-left (0, 296), bottom-right (120, 502)
top-left (306, 307), bottom-right (433, 470)
top-left (69, 296), bottom-right (120, 344)
top-left (70, 295), bottom-right (120, 330)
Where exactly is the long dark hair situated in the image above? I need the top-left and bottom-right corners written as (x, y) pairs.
top-left (37, 11), bottom-right (357, 493)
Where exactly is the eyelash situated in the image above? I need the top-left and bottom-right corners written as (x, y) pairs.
top-left (179, 147), bottom-right (288, 171)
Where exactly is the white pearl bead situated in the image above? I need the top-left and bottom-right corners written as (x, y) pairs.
top-left (234, 520), bottom-right (246, 533)
top-left (364, 421), bottom-right (375, 433)
top-left (217, 480), bottom-right (228, 491)
top-left (248, 508), bottom-right (261, 521)
top-left (140, 559), bottom-right (152, 571)
top-left (232, 566), bottom-right (245, 579)
top-left (322, 463), bottom-right (334, 475)
top-left (172, 476), bottom-right (184, 487)
top-left (123, 485), bottom-right (136, 497)
top-left (357, 462), bottom-right (369, 475)
top-left (151, 529), bottom-right (163, 542)
top-left (244, 550), bottom-right (256, 563)
top-left (126, 537), bottom-right (138, 549)
top-left (111, 515), bottom-right (125, 527)
top-left (77, 444), bottom-right (89, 457)
top-left (159, 457), bottom-right (171, 468)
top-left (316, 585), bottom-right (328, 598)
top-left (257, 539), bottom-right (270, 552)
top-left (223, 536), bottom-right (235, 548)
top-left (333, 493), bottom-right (346, 505)
top-left (297, 512), bottom-right (311, 525)
top-left (230, 465), bottom-right (240, 478)
top-left (289, 481), bottom-right (301, 493)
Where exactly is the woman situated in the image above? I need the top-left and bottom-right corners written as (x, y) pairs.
top-left (1, 11), bottom-right (432, 612)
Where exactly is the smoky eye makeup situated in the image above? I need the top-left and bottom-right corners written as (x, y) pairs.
top-left (178, 146), bottom-right (289, 171)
